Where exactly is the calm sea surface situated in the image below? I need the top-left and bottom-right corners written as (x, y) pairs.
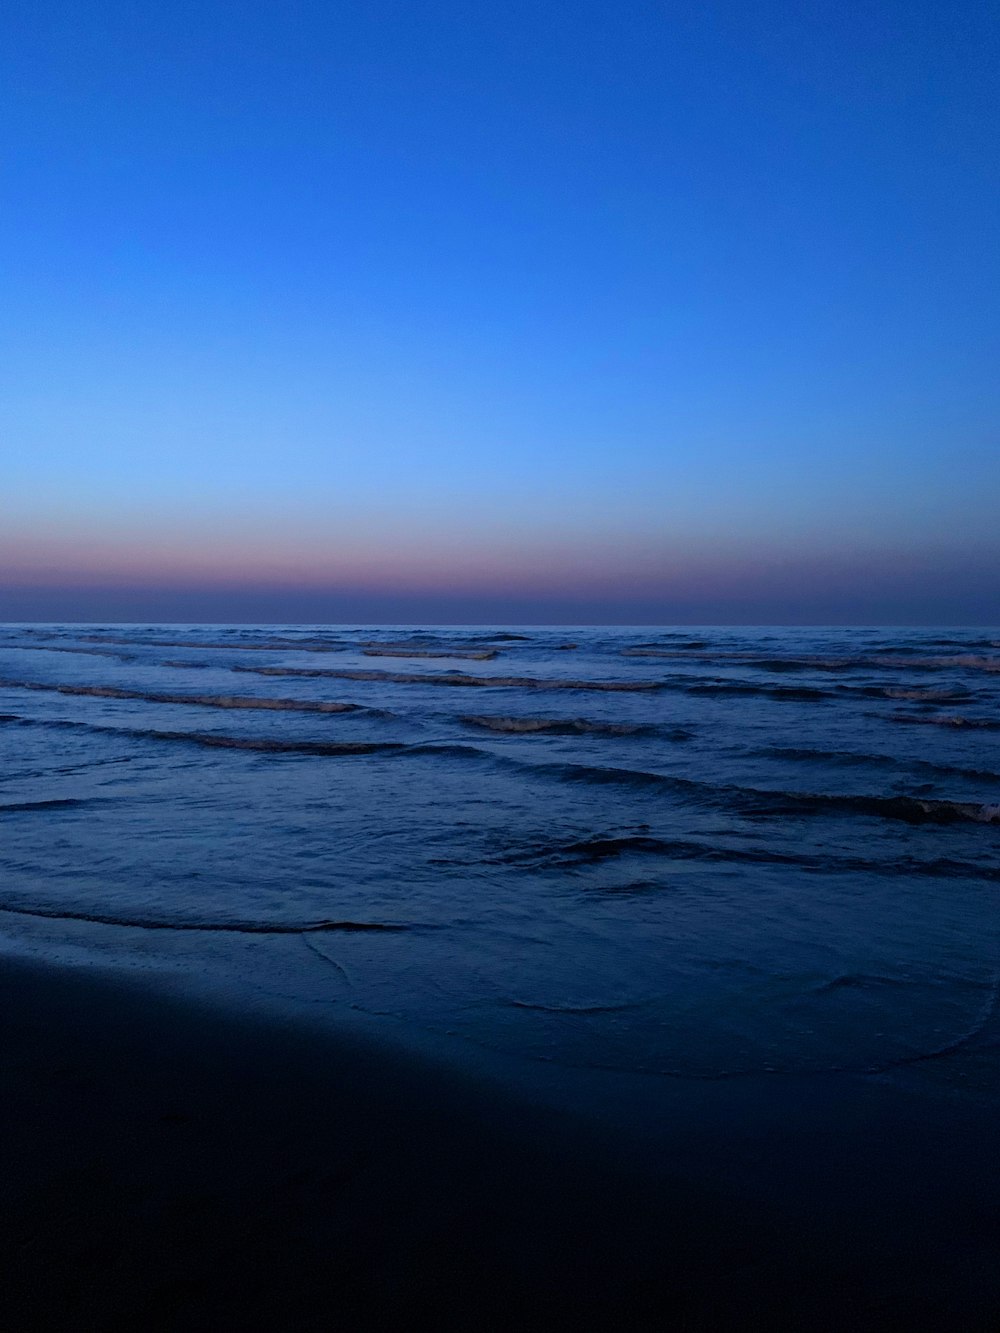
top-left (1, 623), bottom-right (998, 1092)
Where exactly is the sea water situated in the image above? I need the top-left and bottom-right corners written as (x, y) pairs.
top-left (1, 623), bottom-right (998, 1095)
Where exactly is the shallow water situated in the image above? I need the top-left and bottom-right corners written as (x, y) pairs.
top-left (1, 623), bottom-right (998, 1090)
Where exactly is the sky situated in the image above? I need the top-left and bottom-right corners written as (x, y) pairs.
top-left (2, 0), bottom-right (998, 623)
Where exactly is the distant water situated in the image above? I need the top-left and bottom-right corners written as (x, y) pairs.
top-left (1, 624), bottom-right (999, 1088)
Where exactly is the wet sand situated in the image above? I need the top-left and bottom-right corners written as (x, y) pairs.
top-left (0, 957), bottom-right (997, 1330)
top-left (0, 958), bottom-right (760, 1330)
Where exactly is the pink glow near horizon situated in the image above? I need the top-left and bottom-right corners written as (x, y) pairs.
top-left (2, 525), bottom-right (993, 609)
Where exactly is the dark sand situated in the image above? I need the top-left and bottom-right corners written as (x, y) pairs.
top-left (1, 958), bottom-right (997, 1330)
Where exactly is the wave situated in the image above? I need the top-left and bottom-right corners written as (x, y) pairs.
top-left (233, 665), bottom-right (664, 692)
top-left (622, 641), bottom-right (708, 655)
top-left (144, 732), bottom-right (403, 756)
top-left (528, 761), bottom-right (702, 792)
top-left (892, 654), bottom-right (1000, 672)
top-left (42, 669), bottom-right (966, 713)
top-left (402, 742), bottom-right (493, 762)
top-left (5, 644), bottom-right (134, 660)
top-left (813, 652), bottom-right (999, 674)
top-left (502, 833), bottom-right (1000, 881)
top-left (458, 714), bottom-right (674, 737)
top-left (507, 761), bottom-right (1000, 825)
top-left (507, 999), bottom-right (644, 1015)
top-left (513, 834), bottom-right (683, 863)
top-left (819, 652), bottom-right (1000, 674)
top-left (733, 789), bottom-right (1000, 825)
top-left (4, 715), bottom-right (494, 762)
top-left (0, 901), bottom-right (409, 933)
top-left (5, 706), bottom-right (997, 827)
top-left (591, 675), bottom-right (967, 706)
top-left (685, 681), bottom-right (833, 701)
top-left (575, 878), bottom-right (666, 895)
top-left (0, 679), bottom-right (361, 714)
top-left (0, 714), bottom-right (405, 756)
top-left (0, 798), bottom-right (90, 813)
top-left (81, 635), bottom-right (348, 653)
top-left (754, 746), bottom-right (1000, 784)
top-left (625, 649), bottom-right (842, 670)
top-left (872, 638), bottom-right (999, 652)
top-left (885, 712), bottom-right (1000, 730)
top-left (362, 648), bottom-right (499, 660)
top-left (0, 712), bottom-right (20, 722)
top-left (406, 631), bottom-right (531, 646)
top-left (879, 687), bottom-right (970, 701)
top-left (924, 637), bottom-right (1000, 649)
top-left (812, 973), bottom-right (911, 994)
top-left (619, 648), bottom-right (1000, 675)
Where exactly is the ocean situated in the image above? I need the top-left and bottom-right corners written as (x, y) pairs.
top-left (1, 622), bottom-right (998, 1096)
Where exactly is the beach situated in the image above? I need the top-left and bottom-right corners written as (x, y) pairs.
top-left (2, 953), bottom-right (999, 1330)
top-left (0, 955), bottom-right (752, 1330)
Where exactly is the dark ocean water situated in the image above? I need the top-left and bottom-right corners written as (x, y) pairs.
top-left (2, 623), bottom-right (998, 1090)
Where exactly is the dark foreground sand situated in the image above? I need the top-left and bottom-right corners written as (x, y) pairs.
top-left (1, 958), bottom-right (997, 1330)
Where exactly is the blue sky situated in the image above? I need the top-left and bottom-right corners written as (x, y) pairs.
top-left (2, 0), bottom-right (998, 622)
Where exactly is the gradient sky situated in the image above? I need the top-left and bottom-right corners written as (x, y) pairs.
top-left (2, 0), bottom-right (998, 623)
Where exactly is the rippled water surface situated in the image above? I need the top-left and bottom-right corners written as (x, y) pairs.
top-left (2, 623), bottom-right (998, 1086)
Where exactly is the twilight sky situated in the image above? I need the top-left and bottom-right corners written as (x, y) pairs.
top-left (2, 0), bottom-right (998, 623)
